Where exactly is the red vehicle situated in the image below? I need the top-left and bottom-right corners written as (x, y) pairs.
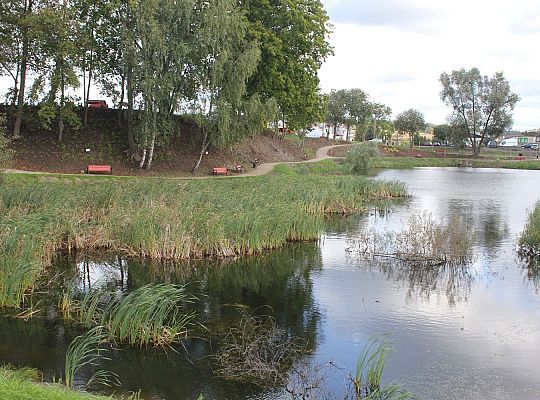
top-left (87, 100), bottom-right (108, 109)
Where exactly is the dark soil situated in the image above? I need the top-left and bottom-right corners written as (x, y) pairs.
top-left (5, 107), bottom-right (333, 177)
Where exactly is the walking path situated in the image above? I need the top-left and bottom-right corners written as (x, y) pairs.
top-left (4, 144), bottom-right (351, 179)
top-left (242, 144), bottom-right (349, 176)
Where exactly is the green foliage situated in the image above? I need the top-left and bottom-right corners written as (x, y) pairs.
top-left (353, 335), bottom-right (413, 400)
top-left (0, 173), bottom-right (408, 307)
top-left (64, 326), bottom-right (112, 389)
top-left (440, 68), bottom-right (519, 156)
top-left (37, 101), bottom-right (81, 134)
top-left (242, 0), bottom-right (333, 130)
top-left (519, 202), bottom-right (540, 251)
top-left (103, 284), bottom-right (195, 346)
top-left (0, 114), bottom-right (12, 170)
top-left (394, 109), bottom-right (426, 149)
top-left (346, 143), bottom-right (379, 173)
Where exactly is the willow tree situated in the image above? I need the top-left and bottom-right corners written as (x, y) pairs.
top-left (129, 0), bottom-right (194, 171)
top-left (440, 68), bottom-right (519, 156)
top-left (190, 0), bottom-right (275, 172)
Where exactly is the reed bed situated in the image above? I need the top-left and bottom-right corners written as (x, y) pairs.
top-left (519, 201), bottom-right (540, 252)
top-left (0, 173), bottom-right (407, 307)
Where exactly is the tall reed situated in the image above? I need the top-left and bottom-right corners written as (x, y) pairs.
top-left (73, 283), bottom-right (195, 347)
top-left (64, 326), bottom-right (111, 389)
top-left (0, 172), bottom-right (408, 308)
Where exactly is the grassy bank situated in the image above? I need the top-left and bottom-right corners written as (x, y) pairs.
top-left (0, 172), bottom-right (407, 307)
top-left (290, 157), bottom-right (540, 173)
top-left (0, 365), bottom-right (113, 400)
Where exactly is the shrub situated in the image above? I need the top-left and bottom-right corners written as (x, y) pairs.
top-left (346, 143), bottom-right (379, 174)
top-left (0, 114), bottom-right (12, 171)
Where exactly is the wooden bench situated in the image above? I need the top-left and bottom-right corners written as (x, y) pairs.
top-left (212, 167), bottom-right (230, 175)
top-left (86, 165), bottom-right (112, 175)
top-left (434, 148), bottom-right (446, 157)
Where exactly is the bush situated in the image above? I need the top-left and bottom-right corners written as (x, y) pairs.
top-left (346, 143), bottom-right (378, 174)
top-left (0, 114), bottom-right (13, 171)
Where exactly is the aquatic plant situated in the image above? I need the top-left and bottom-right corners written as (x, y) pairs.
top-left (214, 312), bottom-right (304, 386)
top-left (519, 201), bottom-right (540, 253)
top-left (72, 283), bottom-right (195, 347)
top-left (103, 284), bottom-right (195, 347)
top-left (350, 335), bottom-right (413, 400)
top-left (0, 172), bottom-right (408, 308)
top-left (64, 326), bottom-right (113, 389)
top-left (350, 211), bottom-right (474, 267)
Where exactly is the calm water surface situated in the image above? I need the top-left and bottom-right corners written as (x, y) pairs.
top-left (1, 167), bottom-right (540, 399)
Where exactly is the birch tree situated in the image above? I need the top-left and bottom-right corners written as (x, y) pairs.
top-left (190, 0), bottom-right (272, 172)
top-left (131, 0), bottom-right (194, 171)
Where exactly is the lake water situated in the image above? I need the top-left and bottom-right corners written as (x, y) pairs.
top-left (1, 167), bottom-right (540, 399)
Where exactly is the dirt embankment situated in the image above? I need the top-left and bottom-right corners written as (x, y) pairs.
top-left (4, 107), bottom-right (335, 177)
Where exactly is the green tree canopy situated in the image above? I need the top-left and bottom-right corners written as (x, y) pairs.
top-left (394, 109), bottom-right (426, 148)
top-left (440, 67), bottom-right (519, 156)
top-left (241, 0), bottom-right (333, 130)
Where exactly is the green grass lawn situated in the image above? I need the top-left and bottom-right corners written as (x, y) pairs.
top-left (0, 366), bottom-right (113, 400)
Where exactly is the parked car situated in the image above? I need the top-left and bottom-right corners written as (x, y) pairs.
top-left (487, 141), bottom-right (497, 148)
top-left (522, 143), bottom-right (539, 150)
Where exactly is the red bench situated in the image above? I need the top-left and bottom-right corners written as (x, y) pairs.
top-left (86, 165), bottom-right (112, 175)
top-left (212, 167), bottom-right (230, 175)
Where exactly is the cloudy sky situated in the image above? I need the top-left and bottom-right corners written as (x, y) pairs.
top-left (319, 0), bottom-right (540, 130)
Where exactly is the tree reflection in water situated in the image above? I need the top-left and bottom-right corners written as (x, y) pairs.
top-left (370, 259), bottom-right (474, 305)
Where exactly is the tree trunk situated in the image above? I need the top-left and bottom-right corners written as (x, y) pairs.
top-left (346, 126), bottom-right (350, 142)
top-left (139, 148), bottom-right (147, 169)
top-left (145, 131), bottom-right (156, 171)
top-left (117, 74), bottom-right (125, 127)
top-left (409, 133), bottom-right (413, 148)
top-left (11, 64), bottom-right (20, 106)
top-left (83, 51), bottom-right (93, 126)
top-left (126, 65), bottom-right (139, 160)
top-left (13, 0), bottom-right (32, 139)
top-left (192, 129), bottom-right (210, 173)
top-left (58, 60), bottom-right (65, 142)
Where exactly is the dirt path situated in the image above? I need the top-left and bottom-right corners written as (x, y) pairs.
top-left (4, 144), bottom-right (351, 179)
top-left (241, 144), bottom-right (349, 176)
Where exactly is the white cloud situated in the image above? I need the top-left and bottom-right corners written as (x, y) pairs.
top-left (320, 0), bottom-right (540, 130)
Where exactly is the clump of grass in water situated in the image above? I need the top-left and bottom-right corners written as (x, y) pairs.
top-left (73, 284), bottom-right (195, 347)
top-left (350, 211), bottom-right (474, 267)
top-left (351, 335), bottom-right (413, 400)
top-left (519, 201), bottom-right (540, 254)
top-left (64, 326), bottom-right (116, 389)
